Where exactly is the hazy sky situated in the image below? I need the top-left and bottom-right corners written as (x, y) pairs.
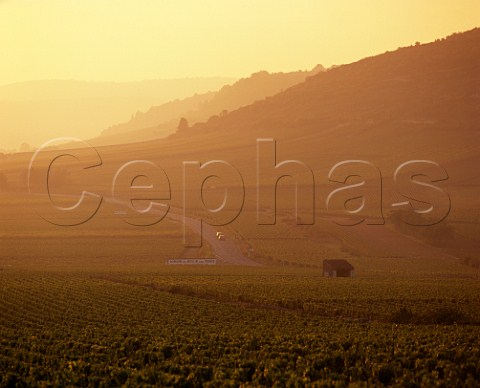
top-left (0, 0), bottom-right (479, 84)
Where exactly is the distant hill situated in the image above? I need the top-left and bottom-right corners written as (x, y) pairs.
top-left (0, 77), bottom-right (235, 151)
top-left (185, 30), bottom-right (479, 139)
top-left (165, 30), bottom-right (479, 183)
top-left (96, 66), bottom-right (325, 145)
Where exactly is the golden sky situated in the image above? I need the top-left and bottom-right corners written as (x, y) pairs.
top-left (0, 0), bottom-right (479, 84)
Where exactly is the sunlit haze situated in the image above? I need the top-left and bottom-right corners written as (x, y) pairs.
top-left (0, 0), bottom-right (479, 84)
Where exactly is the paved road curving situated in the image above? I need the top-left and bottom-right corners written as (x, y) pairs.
top-left (105, 197), bottom-right (260, 266)
top-left (168, 209), bottom-right (261, 266)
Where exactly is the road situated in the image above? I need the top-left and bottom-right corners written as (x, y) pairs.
top-left (167, 209), bottom-right (261, 266)
top-left (105, 197), bottom-right (260, 266)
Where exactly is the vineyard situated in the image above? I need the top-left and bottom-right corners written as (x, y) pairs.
top-left (1, 263), bottom-right (479, 386)
top-left (1, 196), bottom-right (480, 385)
top-left (106, 265), bottom-right (480, 325)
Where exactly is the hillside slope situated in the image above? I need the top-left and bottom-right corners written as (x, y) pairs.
top-left (188, 30), bottom-right (479, 138)
top-left (97, 66), bottom-right (325, 145)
